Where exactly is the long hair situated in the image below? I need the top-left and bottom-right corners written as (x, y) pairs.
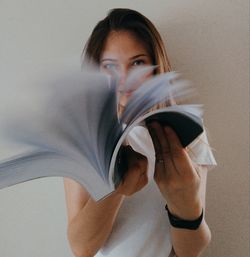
top-left (82, 8), bottom-right (172, 74)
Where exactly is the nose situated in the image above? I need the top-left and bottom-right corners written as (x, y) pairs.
top-left (118, 65), bottom-right (129, 90)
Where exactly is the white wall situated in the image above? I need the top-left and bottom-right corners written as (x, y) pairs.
top-left (0, 1), bottom-right (249, 256)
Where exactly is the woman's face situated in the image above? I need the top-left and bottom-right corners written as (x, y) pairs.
top-left (100, 30), bottom-right (152, 111)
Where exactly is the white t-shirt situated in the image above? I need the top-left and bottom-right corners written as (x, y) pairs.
top-left (96, 126), bottom-right (216, 257)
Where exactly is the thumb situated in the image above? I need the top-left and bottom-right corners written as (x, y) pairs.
top-left (114, 145), bottom-right (147, 186)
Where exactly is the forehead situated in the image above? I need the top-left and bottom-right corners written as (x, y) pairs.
top-left (101, 30), bottom-right (149, 59)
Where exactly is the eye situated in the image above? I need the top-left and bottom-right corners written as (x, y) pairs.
top-left (132, 59), bottom-right (145, 66)
top-left (101, 63), bottom-right (118, 70)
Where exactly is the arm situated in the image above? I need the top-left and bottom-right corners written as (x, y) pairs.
top-left (64, 178), bottom-right (125, 257)
top-left (147, 123), bottom-right (211, 257)
top-left (169, 166), bottom-right (211, 257)
top-left (64, 146), bottom-right (148, 257)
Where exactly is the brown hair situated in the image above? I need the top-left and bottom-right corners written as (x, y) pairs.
top-left (81, 8), bottom-right (172, 74)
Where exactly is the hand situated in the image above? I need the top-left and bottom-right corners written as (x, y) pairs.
top-left (115, 145), bottom-right (148, 196)
top-left (147, 121), bottom-right (203, 220)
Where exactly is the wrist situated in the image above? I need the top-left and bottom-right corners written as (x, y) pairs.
top-left (165, 204), bottom-right (204, 230)
top-left (167, 199), bottom-right (203, 221)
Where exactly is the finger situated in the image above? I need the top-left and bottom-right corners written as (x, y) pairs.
top-left (150, 122), bottom-right (172, 157)
top-left (164, 126), bottom-right (200, 178)
top-left (164, 126), bottom-right (184, 158)
top-left (147, 121), bottom-right (175, 177)
top-left (147, 121), bottom-right (174, 163)
top-left (147, 121), bottom-right (163, 159)
top-left (119, 162), bottom-right (148, 196)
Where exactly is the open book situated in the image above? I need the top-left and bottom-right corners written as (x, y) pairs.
top-left (0, 65), bottom-right (203, 200)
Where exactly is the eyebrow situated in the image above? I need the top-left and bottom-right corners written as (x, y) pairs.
top-left (129, 54), bottom-right (148, 60)
top-left (100, 54), bottom-right (149, 62)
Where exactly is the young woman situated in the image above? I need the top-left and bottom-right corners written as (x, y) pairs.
top-left (64, 8), bottom-right (216, 257)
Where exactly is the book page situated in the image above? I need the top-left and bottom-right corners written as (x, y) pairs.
top-left (0, 65), bottom-right (118, 199)
top-left (120, 71), bottom-right (194, 126)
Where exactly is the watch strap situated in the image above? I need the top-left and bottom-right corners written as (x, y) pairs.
top-left (165, 204), bottom-right (203, 230)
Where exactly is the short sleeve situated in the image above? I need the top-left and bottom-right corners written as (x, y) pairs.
top-left (186, 129), bottom-right (217, 170)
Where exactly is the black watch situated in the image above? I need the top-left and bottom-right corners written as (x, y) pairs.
top-left (165, 204), bottom-right (203, 230)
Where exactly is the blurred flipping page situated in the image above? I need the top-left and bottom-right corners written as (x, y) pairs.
top-left (0, 65), bottom-right (203, 201)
